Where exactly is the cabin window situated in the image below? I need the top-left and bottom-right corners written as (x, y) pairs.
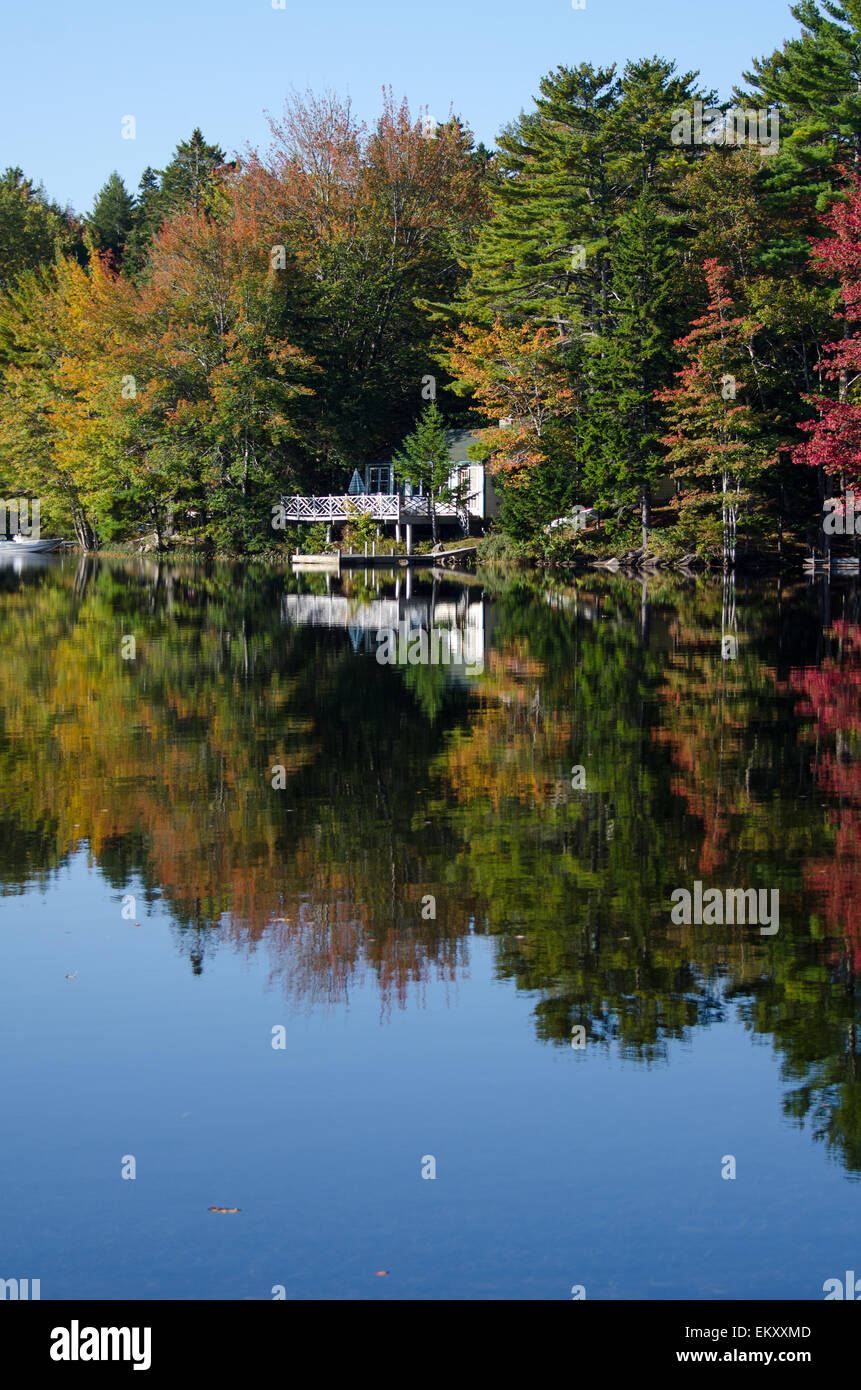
top-left (367, 466), bottom-right (394, 494)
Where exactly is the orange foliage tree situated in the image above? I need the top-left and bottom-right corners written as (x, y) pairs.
top-left (446, 316), bottom-right (575, 487)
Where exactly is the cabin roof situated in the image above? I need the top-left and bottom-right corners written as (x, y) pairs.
top-left (443, 428), bottom-right (484, 462)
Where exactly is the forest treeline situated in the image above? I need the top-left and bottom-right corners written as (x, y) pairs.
top-left (3, 0), bottom-right (861, 557)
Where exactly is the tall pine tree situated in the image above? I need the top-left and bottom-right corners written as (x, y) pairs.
top-left (579, 188), bottom-right (681, 545)
top-left (86, 172), bottom-right (135, 267)
top-left (392, 403), bottom-right (455, 544)
top-left (742, 0), bottom-right (861, 265)
top-left (158, 128), bottom-right (230, 214)
top-left (123, 168), bottom-right (162, 276)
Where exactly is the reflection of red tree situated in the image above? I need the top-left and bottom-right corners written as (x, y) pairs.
top-left (791, 622), bottom-right (861, 968)
top-left (651, 615), bottom-right (748, 878)
top-left (243, 864), bottom-right (465, 1017)
top-left (653, 718), bottom-right (733, 878)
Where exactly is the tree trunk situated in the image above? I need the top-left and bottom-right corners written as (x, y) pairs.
top-left (74, 509), bottom-right (99, 551)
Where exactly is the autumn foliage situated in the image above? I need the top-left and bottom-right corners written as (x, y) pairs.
top-left (794, 175), bottom-right (861, 489)
top-left (447, 317), bottom-right (574, 485)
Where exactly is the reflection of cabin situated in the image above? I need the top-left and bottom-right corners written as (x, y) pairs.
top-left (280, 573), bottom-right (492, 679)
top-left (282, 429), bottom-right (500, 549)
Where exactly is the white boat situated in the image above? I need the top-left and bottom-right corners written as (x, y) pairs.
top-left (6, 536), bottom-right (64, 553)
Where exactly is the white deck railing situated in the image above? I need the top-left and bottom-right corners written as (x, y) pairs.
top-left (280, 494), bottom-right (396, 522)
top-left (281, 594), bottom-right (402, 628)
top-left (280, 493), bottom-right (466, 525)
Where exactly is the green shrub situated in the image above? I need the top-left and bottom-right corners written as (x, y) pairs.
top-left (476, 528), bottom-right (526, 562)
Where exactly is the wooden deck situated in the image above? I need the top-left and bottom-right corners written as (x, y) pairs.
top-left (281, 493), bottom-right (467, 526)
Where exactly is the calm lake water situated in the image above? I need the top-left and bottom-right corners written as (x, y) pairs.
top-left (1, 554), bottom-right (860, 1300)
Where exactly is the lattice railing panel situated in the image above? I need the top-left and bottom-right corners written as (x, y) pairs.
top-left (281, 494), bottom-right (402, 522)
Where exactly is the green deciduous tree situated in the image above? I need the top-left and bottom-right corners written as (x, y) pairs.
top-left (0, 167), bottom-right (83, 291)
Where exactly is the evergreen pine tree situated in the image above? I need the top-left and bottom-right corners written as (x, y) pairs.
top-left (456, 65), bottom-right (619, 337)
top-left (392, 403), bottom-right (454, 544)
top-left (158, 129), bottom-right (229, 215)
top-left (86, 172), bottom-right (136, 267)
top-left (742, 0), bottom-right (861, 264)
top-left (457, 59), bottom-right (708, 337)
top-left (123, 168), bottom-right (162, 276)
top-left (579, 187), bottom-right (680, 546)
top-left (450, 58), bottom-right (710, 543)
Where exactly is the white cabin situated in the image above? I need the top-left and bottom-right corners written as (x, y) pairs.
top-left (282, 429), bottom-right (500, 539)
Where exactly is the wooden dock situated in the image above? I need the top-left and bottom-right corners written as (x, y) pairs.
top-left (292, 545), bottom-right (479, 572)
top-left (804, 556), bottom-right (861, 575)
top-left (291, 553), bottom-right (414, 570)
top-left (291, 553), bottom-right (341, 573)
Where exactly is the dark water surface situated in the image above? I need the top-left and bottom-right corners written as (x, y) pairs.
top-left (1, 555), bottom-right (860, 1300)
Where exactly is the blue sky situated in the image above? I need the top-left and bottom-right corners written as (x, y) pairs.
top-left (2, 0), bottom-right (799, 215)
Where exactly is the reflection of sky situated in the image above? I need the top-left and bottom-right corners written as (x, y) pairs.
top-left (0, 850), bottom-right (855, 1301)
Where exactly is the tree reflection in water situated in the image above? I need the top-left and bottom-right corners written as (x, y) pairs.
top-left (0, 556), bottom-right (860, 1169)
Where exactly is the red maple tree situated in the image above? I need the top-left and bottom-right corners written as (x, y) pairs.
top-left (795, 175), bottom-right (861, 490)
